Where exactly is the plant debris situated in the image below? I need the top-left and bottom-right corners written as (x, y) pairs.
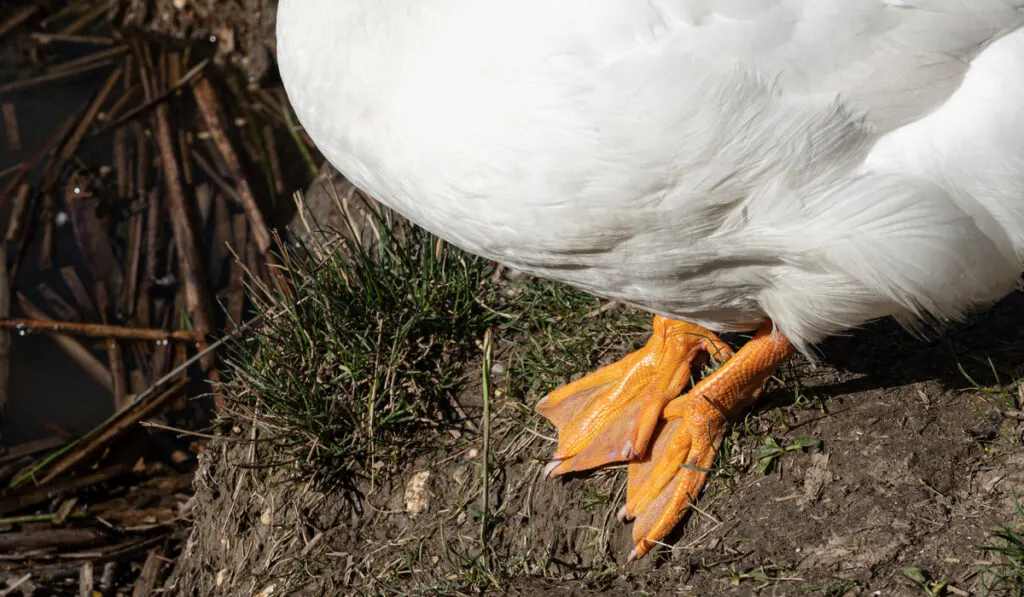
top-left (0, 1), bottom-right (312, 593)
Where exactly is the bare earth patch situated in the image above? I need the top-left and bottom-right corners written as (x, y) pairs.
top-left (169, 279), bottom-right (1024, 595)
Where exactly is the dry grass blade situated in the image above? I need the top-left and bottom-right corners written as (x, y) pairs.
top-left (481, 329), bottom-right (493, 552)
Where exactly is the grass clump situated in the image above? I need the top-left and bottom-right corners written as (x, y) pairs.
top-left (228, 204), bottom-right (495, 489)
top-left (979, 493), bottom-right (1024, 597)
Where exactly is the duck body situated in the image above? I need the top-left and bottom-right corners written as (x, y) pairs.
top-left (278, 0), bottom-right (1024, 352)
top-left (278, 0), bottom-right (1024, 559)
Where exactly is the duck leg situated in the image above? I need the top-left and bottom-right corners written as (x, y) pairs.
top-left (619, 322), bottom-right (794, 559)
top-left (536, 315), bottom-right (733, 475)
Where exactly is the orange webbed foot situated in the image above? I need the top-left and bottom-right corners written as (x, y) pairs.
top-left (535, 316), bottom-right (732, 476)
top-left (618, 323), bottom-right (795, 560)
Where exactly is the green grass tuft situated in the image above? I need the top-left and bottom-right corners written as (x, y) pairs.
top-left (227, 205), bottom-right (496, 489)
top-left (979, 492), bottom-right (1024, 597)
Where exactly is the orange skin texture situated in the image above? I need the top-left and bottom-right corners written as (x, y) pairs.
top-left (536, 316), bottom-right (794, 560)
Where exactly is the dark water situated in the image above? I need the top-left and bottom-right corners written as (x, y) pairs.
top-left (0, 70), bottom-right (115, 446)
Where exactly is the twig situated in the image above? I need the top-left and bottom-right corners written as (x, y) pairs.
top-left (39, 0), bottom-right (88, 29)
top-left (17, 294), bottom-right (112, 391)
top-left (189, 149), bottom-right (244, 205)
top-left (0, 436), bottom-right (64, 465)
top-left (0, 318), bottom-right (202, 343)
top-left (148, 309), bottom-right (172, 386)
top-left (0, 464), bottom-right (129, 514)
top-left (0, 5), bottom-right (39, 41)
top-left (78, 563), bottom-right (94, 597)
top-left (153, 103), bottom-right (215, 349)
top-left (38, 191), bottom-right (55, 270)
top-left (1, 103), bottom-right (20, 152)
top-left (61, 67), bottom-right (124, 163)
top-left (114, 125), bottom-right (129, 201)
top-left (99, 562), bottom-right (118, 594)
top-left (210, 192), bottom-right (231, 284)
top-left (5, 186), bottom-right (34, 290)
top-left (262, 124), bottom-right (285, 196)
top-left (103, 84), bottom-right (140, 124)
top-left (4, 183), bottom-right (30, 246)
top-left (34, 378), bottom-right (190, 486)
top-left (37, 284), bottom-right (80, 322)
top-left (0, 164), bottom-right (21, 181)
top-left (131, 549), bottom-right (162, 597)
top-left (60, 267), bottom-right (99, 321)
top-left (0, 244), bottom-right (7, 416)
top-left (0, 60), bottom-right (114, 95)
top-left (50, 45), bottom-right (128, 75)
top-left (225, 213), bottom-right (248, 330)
top-left (121, 186), bottom-right (145, 318)
top-left (141, 187), bottom-right (162, 324)
top-left (106, 336), bottom-right (128, 410)
top-left (31, 33), bottom-right (115, 46)
top-left (66, 176), bottom-right (130, 411)
top-left (195, 183), bottom-right (214, 230)
top-left (60, 1), bottom-right (110, 35)
top-left (0, 528), bottom-right (109, 552)
top-left (192, 77), bottom-right (273, 255)
top-left (0, 105), bottom-right (80, 211)
top-left (0, 574), bottom-right (31, 597)
top-left (97, 58), bottom-right (209, 135)
top-left (0, 511), bottom-right (87, 526)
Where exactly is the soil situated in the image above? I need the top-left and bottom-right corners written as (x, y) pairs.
top-left (169, 284), bottom-right (1024, 596)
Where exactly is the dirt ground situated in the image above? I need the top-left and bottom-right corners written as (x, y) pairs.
top-left (168, 283), bottom-right (1024, 596)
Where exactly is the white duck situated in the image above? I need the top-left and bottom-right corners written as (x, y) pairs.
top-left (277, 0), bottom-right (1024, 559)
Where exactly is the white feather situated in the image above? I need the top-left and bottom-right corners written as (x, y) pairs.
top-left (277, 0), bottom-right (1024, 354)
